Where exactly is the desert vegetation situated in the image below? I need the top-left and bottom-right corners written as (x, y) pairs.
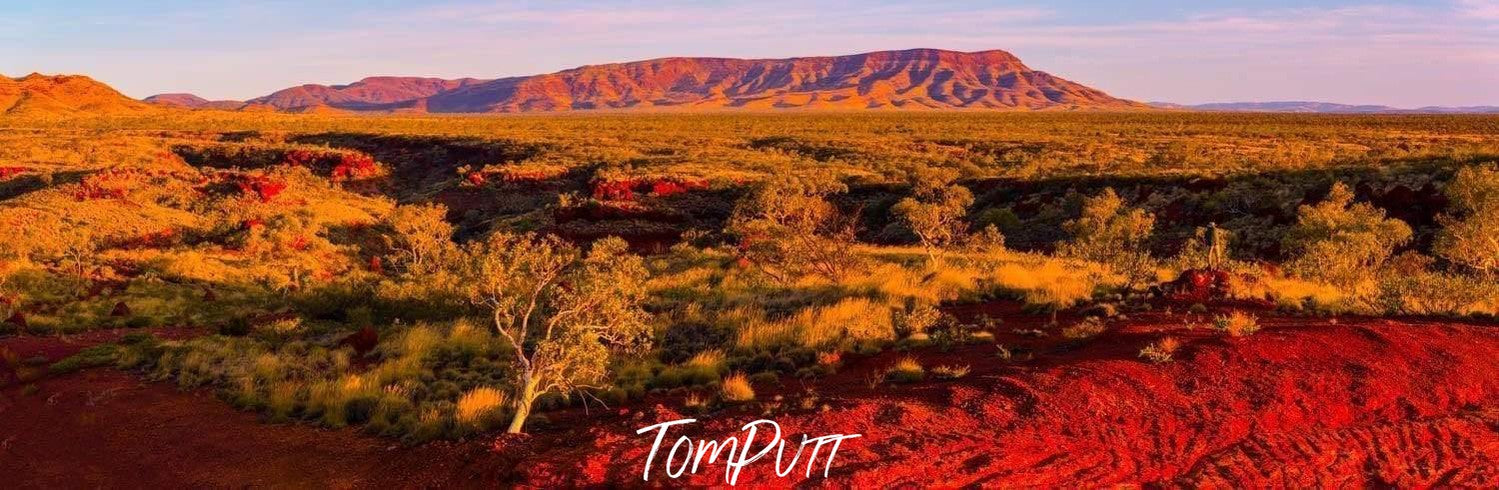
top-left (2, 111), bottom-right (1497, 449)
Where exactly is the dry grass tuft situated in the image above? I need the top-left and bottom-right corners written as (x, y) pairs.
top-left (1214, 311), bottom-right (1261, 337)
top-left (455, 386), bottom-right (508, 427)
top-left (931, 364), bottom-right (970, 379)
top-left (720, 373), bottom-right (755, 402)
top-left (1139, 336), bottom-right (1182, 363)
top-left (887, 356), bottom-right (925, 383)
top-left (1061, 317), bottom-right (1107, 339)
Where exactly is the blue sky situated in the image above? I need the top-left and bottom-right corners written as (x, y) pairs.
top-left (3, 0), bottom-right (1496, 106)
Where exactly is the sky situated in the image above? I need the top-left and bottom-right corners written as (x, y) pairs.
top-left (2, 0), bottom-right (1496, 107)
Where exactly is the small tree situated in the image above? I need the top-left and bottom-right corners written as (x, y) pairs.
top-left (1061, 188), bottom-right (1157, 289)
top-left (1283, 182), bottom-right (1412, 288)
top-left (463, 233), bottom-right (650, 434)
top-left (1435, 166), bottom-right (1499, 276)
top-left (728, 172), bottom-right (861, 283)
top-left (46, 218), bottom-right (98, 280)
top-left (386, 203), bottom-right (455, 275)
top-left (893, 168), bottom-right (973, 266)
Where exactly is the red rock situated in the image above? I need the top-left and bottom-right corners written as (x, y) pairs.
top-left (109, 302), bottom-right (131, 317)
top-left (339, 326), bottom-right (379, 356)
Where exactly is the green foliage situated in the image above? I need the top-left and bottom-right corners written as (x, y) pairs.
top-left (49, 344), bottom-right (121, 374)
top-left (1283, 183), bottom-right (1412, 289)
top-left (6, 112), bottom-right (1499, 446)
top-left (728, 171), bottom-right (862, 283)
top-left (892, 167), bottom-right (975, 264)
top-left (1060, 188), bottom-right (1157, 288)
top-left (1435, 166), bottom-right (1499, 276)
top-left (461, 233), bottom-right (651, 433)
top-left (1377, 269), bottom-right (1499, 317)
top-left (385, 203), bottom-right (456, 275)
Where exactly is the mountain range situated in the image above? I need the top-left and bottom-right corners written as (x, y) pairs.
top-left (1149, 101), bottom-right (1499, 114)
top-left (5, 48), bottom-right (1495, 116)
top-left (142, 49), bottom-right (1146, 113)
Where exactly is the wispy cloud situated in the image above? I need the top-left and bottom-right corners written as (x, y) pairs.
top-left (1456, 0), bottom-right (1499, 19)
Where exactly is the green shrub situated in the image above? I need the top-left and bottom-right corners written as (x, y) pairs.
top-left (49, 344), bottom-right (120, 374)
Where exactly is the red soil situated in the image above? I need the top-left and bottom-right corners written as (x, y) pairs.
top-left (517, 312), bottom-right (1499, 487)
top-left (0, 370), bottom-right (499, 488)
top-left (2, 311), bottom-right (1496, 487)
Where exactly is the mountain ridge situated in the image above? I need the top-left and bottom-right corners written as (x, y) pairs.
top-left (147, 48), bottom-right (1149, 113)
top-left (1150, 101), bottom-right (1499, 114)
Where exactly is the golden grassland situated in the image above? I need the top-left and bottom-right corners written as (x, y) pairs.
top-left (7, 111), bottom-right (1499, 181)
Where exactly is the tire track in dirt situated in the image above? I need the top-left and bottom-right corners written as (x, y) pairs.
top-left (520, 318), bottom-right (1499, 487)
top-left (1179, 410), bottom-right (1499, 486)
top-left (2, 316), bottom-right (1495, 487)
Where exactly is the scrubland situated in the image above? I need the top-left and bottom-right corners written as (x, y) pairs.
top-left (1, 111), bottom-right (1497, 451)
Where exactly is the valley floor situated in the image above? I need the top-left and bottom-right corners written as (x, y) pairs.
top-left (2, 305), bottom-right (1496, 487)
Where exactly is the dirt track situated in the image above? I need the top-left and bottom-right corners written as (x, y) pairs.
top-left (2, 312), bottom-right (1496, 487)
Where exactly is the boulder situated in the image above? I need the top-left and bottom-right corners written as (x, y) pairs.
top-left (339, 326), bottom-right (380, 356)
top-left (4, 311), bottom-right (26, 329)
top-left (1166, 268), bottom-right (1233, 302)
top-left (110, 301), bottom-right (132, 317)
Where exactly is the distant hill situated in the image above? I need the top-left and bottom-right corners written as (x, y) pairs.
top-left (246, 76), bottom-right (488, 111)
top-left (146, 49), bottom-right (1146, 113)
top-left (143, 93), bottom-right (250, 111)
top-left (1151, 101), bottom-right (1499, 114)
top-left (0, 73), bottom-right (156, 116)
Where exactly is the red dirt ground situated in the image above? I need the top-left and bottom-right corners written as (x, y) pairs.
top-left (2, 308), bottom-right (1496, 487)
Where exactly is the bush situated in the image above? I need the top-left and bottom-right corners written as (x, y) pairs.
top-left (1434, 166), bottom-right (1499, 276)
top-left (658, 322), bottom-right (733, 364)
top-left (1213, 311), bottom-right (1260, 337)
top-left (1060, 188), bottom-right (1157, 289)
top-left (1283, 183), bottom-right (1412, 290)
top-left (49, 344), bottom-right (120, 374)
top-left (683, 392), bottom-right (709, 411)
top-left (894, 302), bottom-right (942, 337)
top-left (886, 356), bottom-right (924, 383)
top-left (748, 371), bottom-right (779, 385)
top-left (1139, 336), bottom-right (1181, 363)
top-left (720, 373), bottom-right (755, 402)
top-left (1061, 317), bottom-right (1107, 339)
top-left (931, 364), bottom-right (970, 380)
